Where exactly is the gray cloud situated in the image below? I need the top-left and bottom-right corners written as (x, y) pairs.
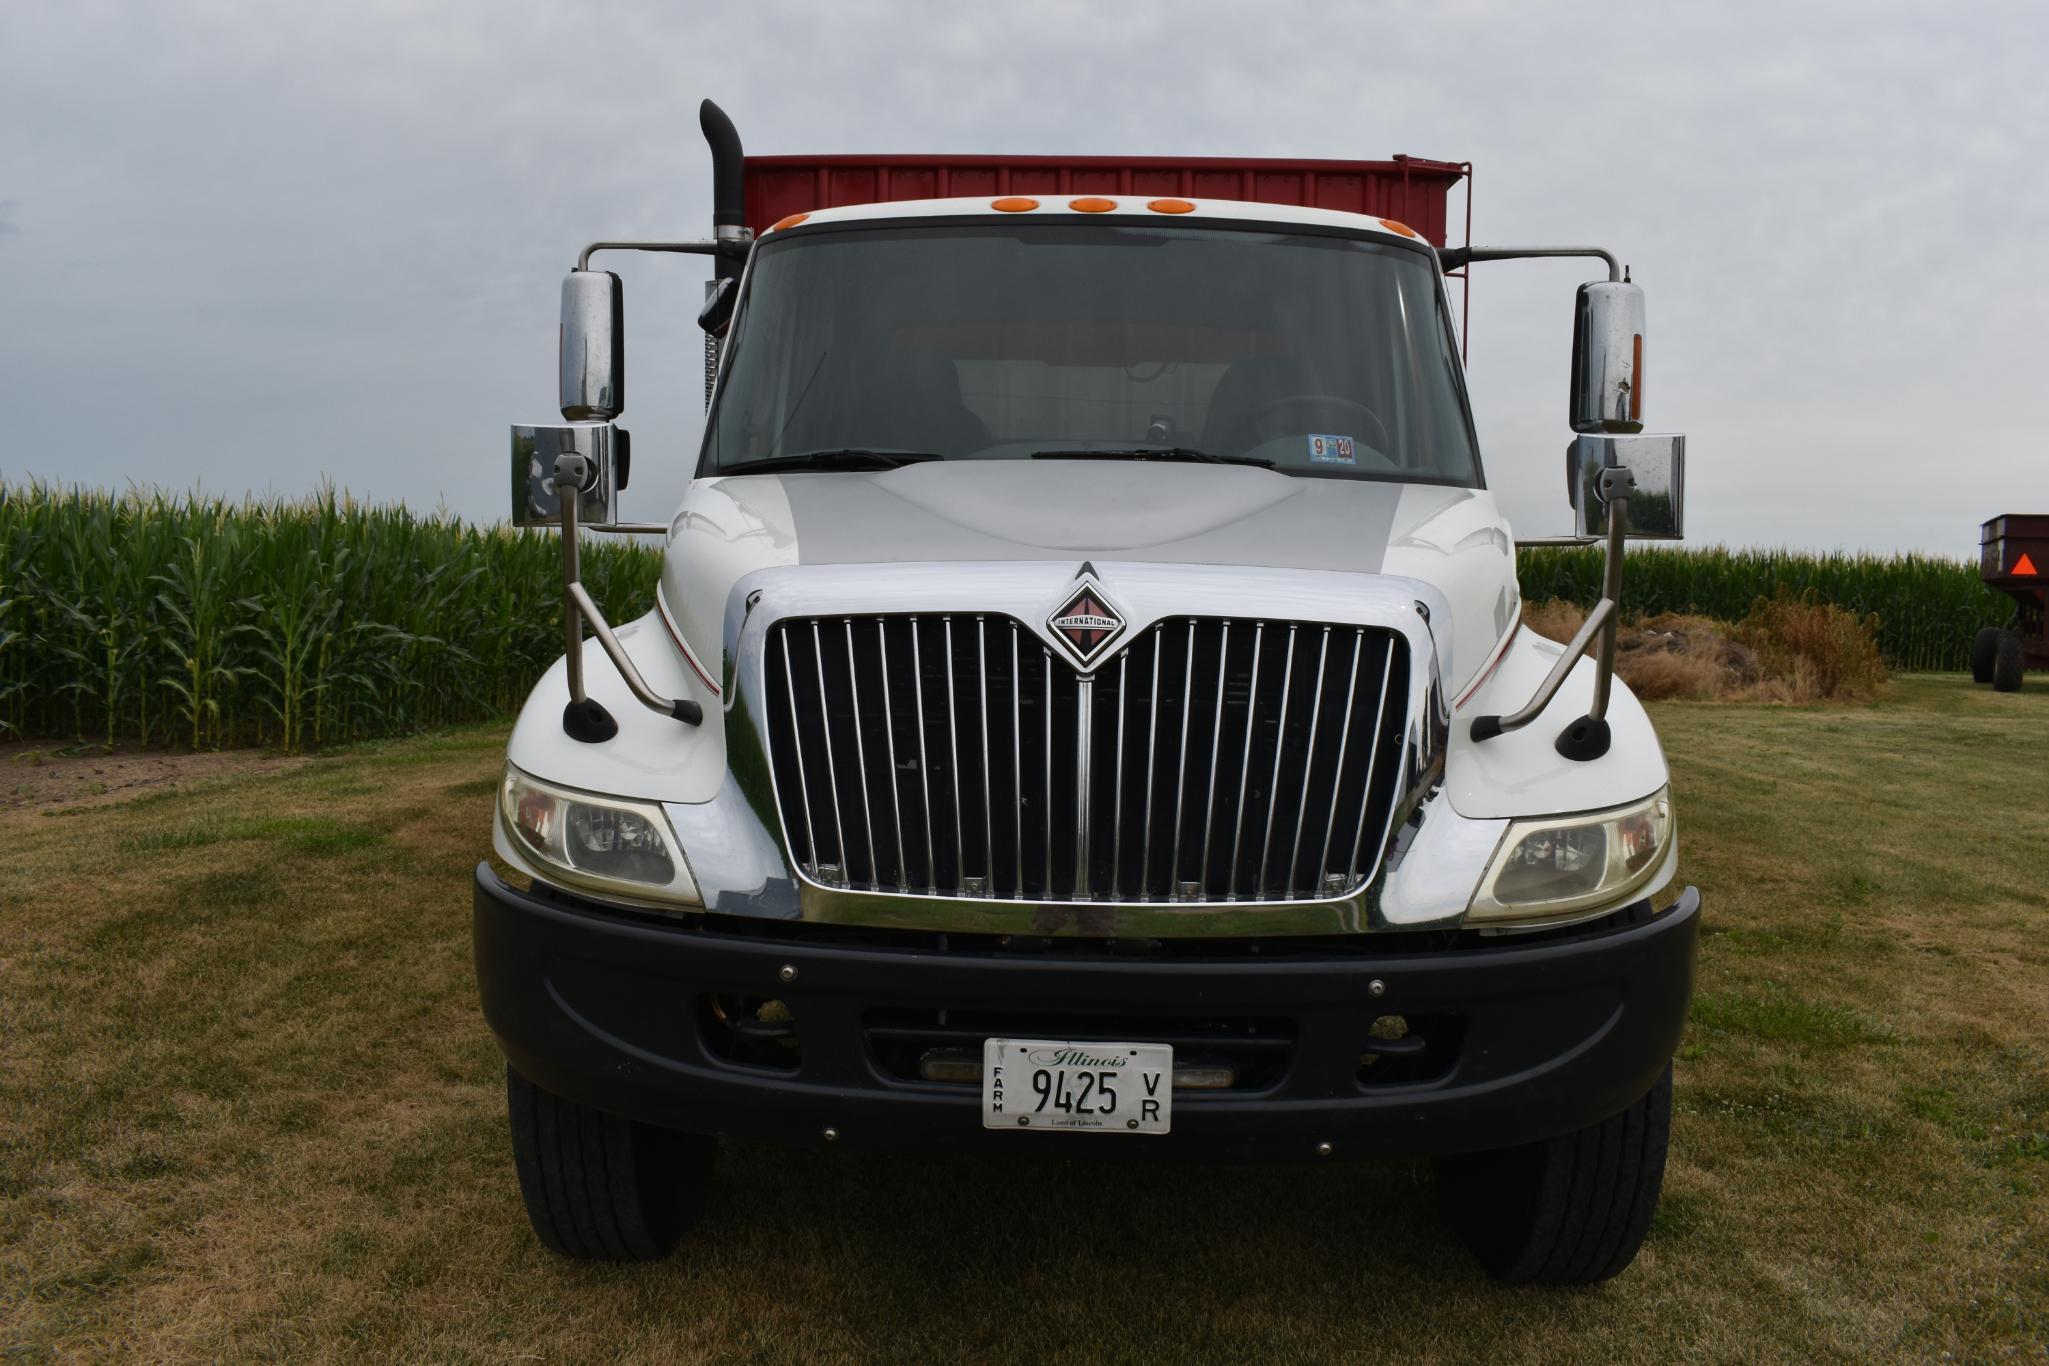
top-left (2, 0), bottom-right (2045, 554)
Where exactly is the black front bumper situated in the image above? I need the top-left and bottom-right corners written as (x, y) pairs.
top-left (474, 864), bottom-right (1700, 1161)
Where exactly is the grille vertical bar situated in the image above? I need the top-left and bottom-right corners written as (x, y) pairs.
top-left (1041, 650), bottom-right (1054, 897)
top-left (1346, 647), bottom-right (1401, 885)
top-left (977, 619), bottom-right (994, 893)
top-left (910, 620), bottom-right (936, 892)
top-left (810, 622), bottom-right (849, 882)
top-left (1316, 630), bottom-right (1367, 890)
top-left (1168, 622), bottom-right (1197, 899)
top-left (876, 621), bottom-right (908, 889)
top-left (943, 618), bottom-right (966, 886)
top-left (1286, 627), bottom-right (1333, 895)
top-left (1010, 624), bottom-right (1023, 898)
top-left (1227, 623), bottom-right (1264, 897)
top-left (765, 614), bottom-right (1410, 904)
top-left (1198, 622), bottom-right (1230, 895)
top-left (1256, 626), bottom-right (1298, 896)
top-left (842, 622), bottom-right (879, 883)
top-left (1111, 654), bottom-right (1128, 899)
top-left (1141, 627), bottom-right (1162, 890)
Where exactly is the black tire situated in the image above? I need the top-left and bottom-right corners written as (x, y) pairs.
top-left (1972, 626), bottom-right (2004, 684)
top-left (1992, 631), bottom-right (2026, 693)
top-left (506, 1065), bottom-right (714, 1260)
top-left (1434, 1066), bottom-right (1672, 1285)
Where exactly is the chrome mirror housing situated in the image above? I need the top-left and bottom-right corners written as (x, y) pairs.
top-left (1570, 280), bottom-right (1646, 433)
top-left (1570, 433), bottom-right (1685, 539)
top-left (511, 423), bottom-right (621, 528)
top-left (560, 270), bottom-right (624, 421)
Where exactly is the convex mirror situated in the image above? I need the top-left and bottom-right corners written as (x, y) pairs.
top-left (1569, 433), bottom-right (1685, 539)
top-left (511, 422), bottom-right (626, 528)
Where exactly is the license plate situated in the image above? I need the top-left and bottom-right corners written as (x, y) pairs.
top-left (981, 1038), bottom-right (1173, 1134)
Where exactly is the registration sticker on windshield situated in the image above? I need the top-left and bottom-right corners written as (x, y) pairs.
top-left (1308, 433), bottom-right (1356, 465)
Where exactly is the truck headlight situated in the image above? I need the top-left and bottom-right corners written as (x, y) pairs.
top-left (500, 765), bottom-right (700, 906)
top-left (1466, 788), bottom-right (1673, 925)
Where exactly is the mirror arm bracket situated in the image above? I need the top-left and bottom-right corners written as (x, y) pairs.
top-left (1439, 245), bottom-right (1623, 283)
top-left (1468, 597), bottom-right (1615, 743)
top-left (552, 456), bottom-right (704, 741)
top-left (576, 239), bottom-right (726, 271)
top-left (1472, 469), bottom-right (1635, 760)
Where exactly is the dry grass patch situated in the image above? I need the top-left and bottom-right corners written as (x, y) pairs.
top-left (1523, 590), bottom-right (1890, 702)
top-left (2, 684), bottom-right (2046, 1360)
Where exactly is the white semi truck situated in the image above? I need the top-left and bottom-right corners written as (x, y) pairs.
top-left (479, 102), bottom-right (1697, 1284)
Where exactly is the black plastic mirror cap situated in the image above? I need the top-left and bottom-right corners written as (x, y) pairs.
top-left (697, 277), bottom-right (738, 336)
top-left (699, 100), bottom-right (745, 229)
top-left (1553, 714), bottom-right (1612, 761)
top-left (563, 697), bottom-right (619, 744)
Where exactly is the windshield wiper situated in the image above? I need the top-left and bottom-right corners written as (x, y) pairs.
top-left (726, 449), bottom-right (947, 475)
top-left (1030, 446), bottom-right (1275, 469)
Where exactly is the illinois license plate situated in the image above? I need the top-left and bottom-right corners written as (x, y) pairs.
top-left (980, 1038), bottom-right (1173, 1134)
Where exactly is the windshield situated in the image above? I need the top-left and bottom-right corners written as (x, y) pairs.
top-left (702, 221), bottom-right (1481, 485)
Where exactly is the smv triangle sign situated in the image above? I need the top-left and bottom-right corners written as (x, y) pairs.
top-left (2015, 552), bottom-right (2039, 576)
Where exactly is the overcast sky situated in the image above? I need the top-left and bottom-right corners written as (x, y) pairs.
top-left (3, 0), bottom-right (2044, 555)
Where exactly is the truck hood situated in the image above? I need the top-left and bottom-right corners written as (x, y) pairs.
top-left (657, 460), bottom-right (1518, 696)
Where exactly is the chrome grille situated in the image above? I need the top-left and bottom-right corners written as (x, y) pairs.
top-left (763, 615), bottom-right (1410, 902)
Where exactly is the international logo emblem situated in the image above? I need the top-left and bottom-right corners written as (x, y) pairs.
top-left (1048, 568), bottom-right (1125, 666)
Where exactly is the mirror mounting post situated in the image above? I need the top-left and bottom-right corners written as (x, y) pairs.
top-left (550, 452), bottom-right (703, 744)
top-left (553, 453), bottom-right (617, 744)
top-left (1472, 463), bottom-right (1647, 761)
top-left (1552, 465), bottom-right (1634, 762)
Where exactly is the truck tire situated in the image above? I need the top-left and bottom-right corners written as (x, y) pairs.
top-left (1972, 626), bottom-right (2004, 683)
top-left (1434, 1065), bottom-right (1671, 1285)
top-left (506, 1065), bottom-right (714, 1260)
top-left (1992, 631), bottom-right (2026, 693)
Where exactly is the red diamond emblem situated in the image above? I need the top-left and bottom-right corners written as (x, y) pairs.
top-left (1049, 580), bottom-right (1125, 664)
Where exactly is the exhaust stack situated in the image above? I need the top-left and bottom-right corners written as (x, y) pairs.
top-left (699, 99), bottom-right (747, 279)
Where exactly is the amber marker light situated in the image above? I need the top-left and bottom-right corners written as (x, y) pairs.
top-left (1377, 218), bottom-right (1419, 238)
top-left (1147, 198), bottom-right (1196, 214)
top-left (1631, 334), bottom-right (1644, 422)
top-left (1069, 197), bottom-right (1117, 212)
top-left (768, 213), bottom-right (810, 233)
top-left (991, 196), bottom-right (1039, 212)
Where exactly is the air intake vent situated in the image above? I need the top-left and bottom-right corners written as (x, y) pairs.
top-left (764, 616), bottom-right (1409, 903)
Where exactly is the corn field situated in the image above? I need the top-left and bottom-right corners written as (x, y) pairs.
top-left (1517, 545), bottom-right (2013, 673)
top-left (0, 486), bottom-right (2016, 751)
top-left (0, 484), bottom-right (660, 751)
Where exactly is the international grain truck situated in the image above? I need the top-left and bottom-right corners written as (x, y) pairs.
top-left (477, 101), bottom-right (1698, 1284)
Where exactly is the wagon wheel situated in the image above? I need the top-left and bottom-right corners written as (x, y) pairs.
top-left (1991, 631), bottom-right (2025, 693)
top-left (1972, 626), bottom-right (2004, 684)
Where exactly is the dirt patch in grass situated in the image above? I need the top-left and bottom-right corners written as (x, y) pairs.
top-left (0, 741), bottom-right (308, 819)
top-left (1523, 590), bottom-right (1889, 702)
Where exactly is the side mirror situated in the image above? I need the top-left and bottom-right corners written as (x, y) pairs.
top-left (1570, 280), bottom-right (1645, 433)
top-left (1570, 433), bottom-right (1685, 539)
top-left (560, 270), bottom-right (624, 421)
top-left (511, 422), bottom-right (623, 528)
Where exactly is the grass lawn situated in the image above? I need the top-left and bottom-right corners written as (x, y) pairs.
top-left (2, 676), bottom-right (2044, 1361)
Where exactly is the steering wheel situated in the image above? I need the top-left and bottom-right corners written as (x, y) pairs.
top-left (1246, 394), bottom-right (1391, 456)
